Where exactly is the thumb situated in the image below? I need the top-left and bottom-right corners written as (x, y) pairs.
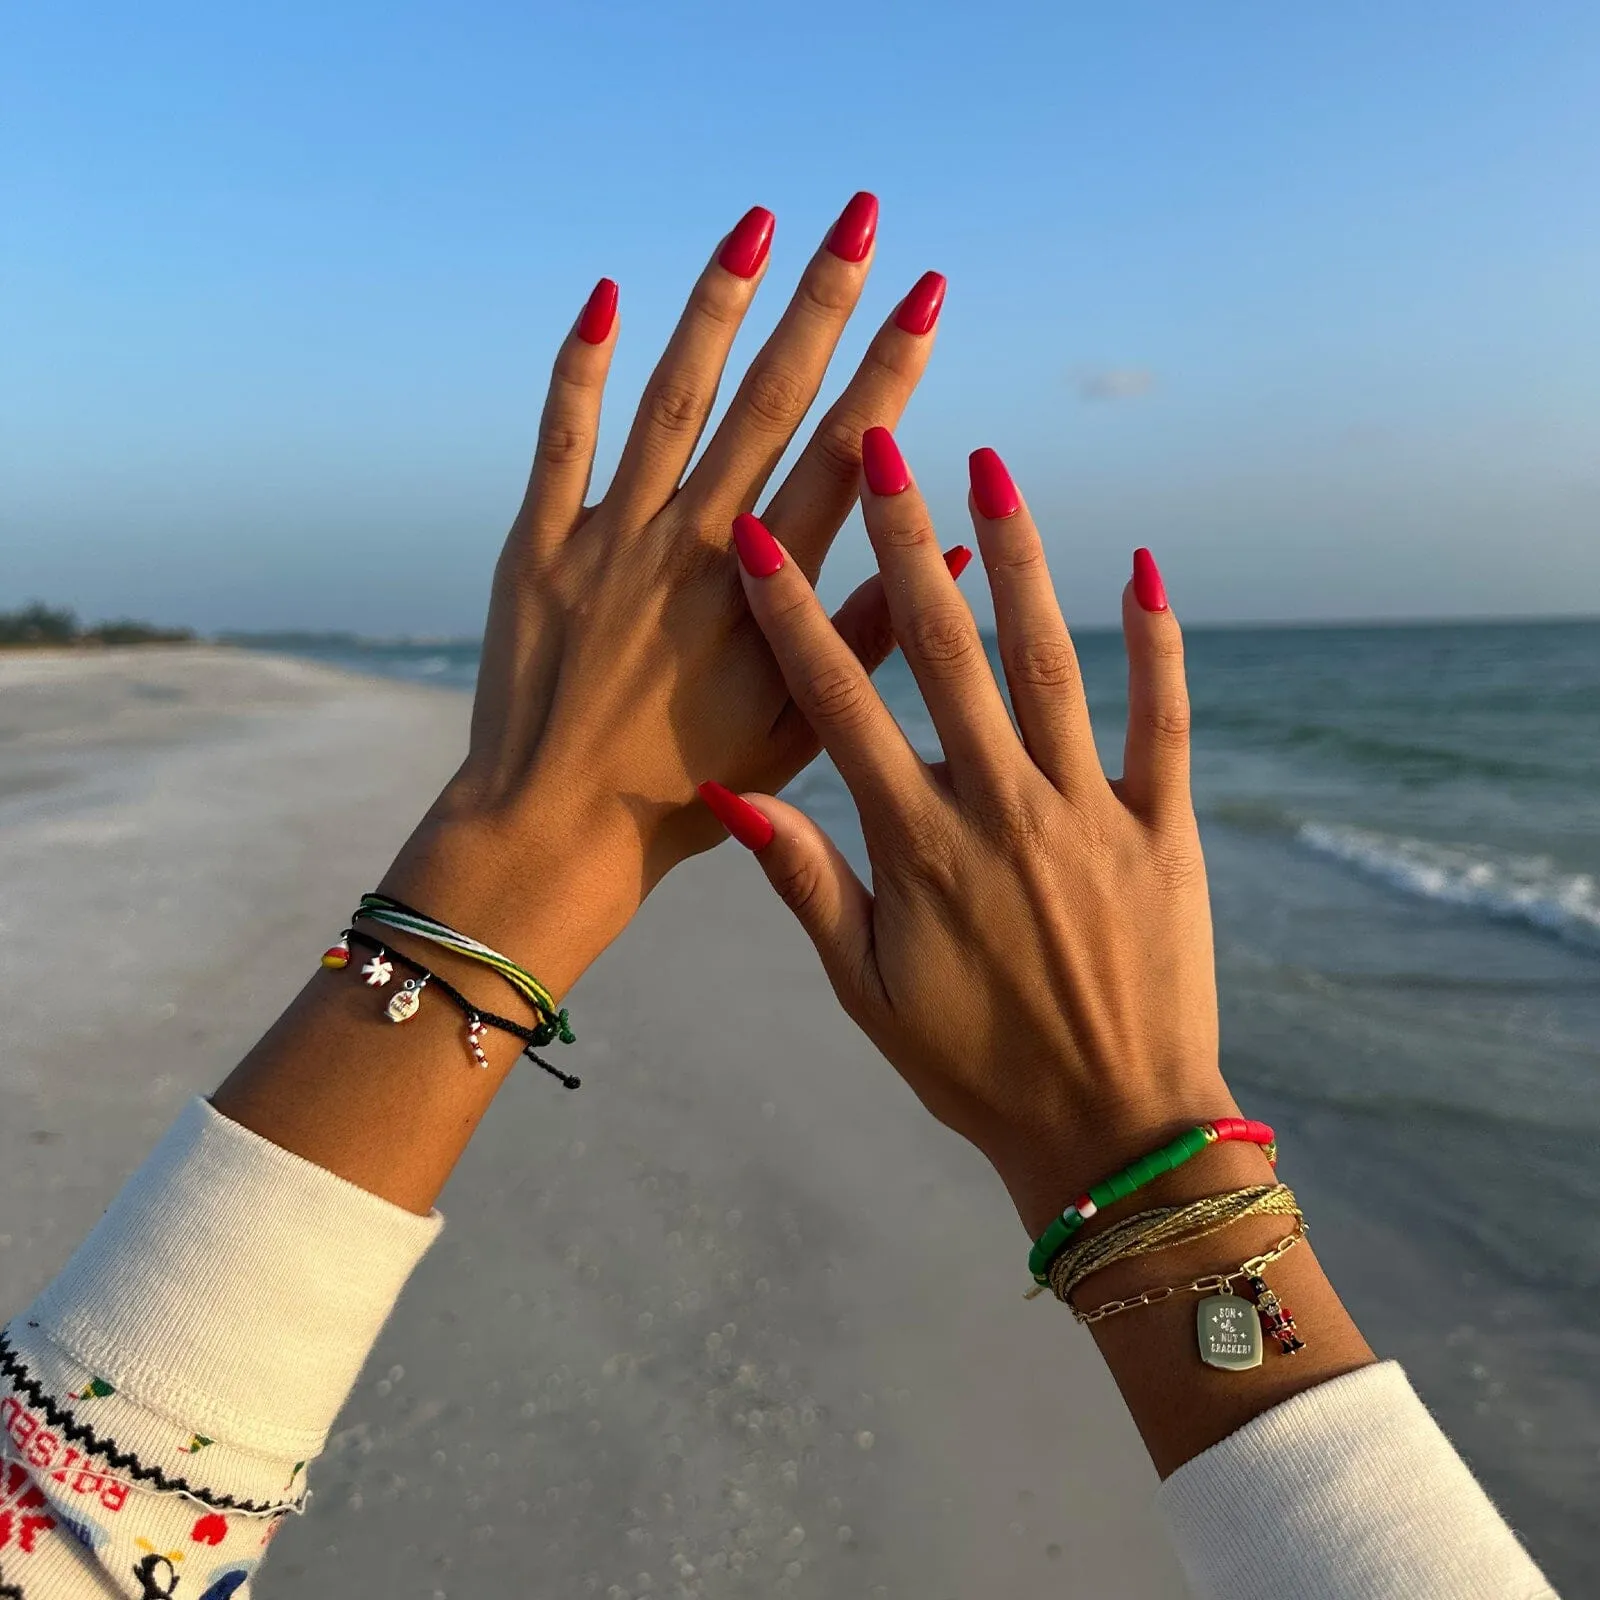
top-left (696, 783), bottom-right (879, 1011)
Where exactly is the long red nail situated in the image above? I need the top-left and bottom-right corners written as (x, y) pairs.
top-left (576, 278), bottom-right (618, 345)
top-left (826, 191), bottom-right (879, 262)
top-left (1132, 548), bottom-right (1168, 612)
top-left (698, 781), bottom-right (775, 851)
top-left (719, 206), bottom-right (776, 278)
top-left (944, 545), bottom-right (973, 579)
top-left (968, 448), bottom-right (1020, 520)
top-left (861, 426), bottom-right (910, 496)
top-left (895, 270), bottom-right (946, 335)
top-left (732, 512), bottom-right (785, 577)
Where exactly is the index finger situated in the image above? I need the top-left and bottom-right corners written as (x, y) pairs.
top-left (730, 512), bottom-right (927, 804)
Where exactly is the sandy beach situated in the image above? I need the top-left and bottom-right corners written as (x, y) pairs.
top-left (0, 649), bottom-right (1188, 1599)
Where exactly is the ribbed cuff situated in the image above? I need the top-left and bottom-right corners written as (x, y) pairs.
top-left (16, 1097), bottom-right (441, 1463)
top-left (1159, 1361), bottom-right (1556, 1600)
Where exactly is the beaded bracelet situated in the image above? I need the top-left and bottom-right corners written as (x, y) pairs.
top-left (328, 928), bottom-right (581, 1088)
top-left (1026, 1118), bottom-right (1278, 1287)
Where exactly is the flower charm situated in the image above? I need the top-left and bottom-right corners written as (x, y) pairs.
top-left (361, 954), bottom-right (394, 987)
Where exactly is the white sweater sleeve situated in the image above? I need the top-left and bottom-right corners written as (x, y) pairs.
top-left (1159, 1361), bottom-right (1558, 1599)
top-left (0, 1097), bottom-right (440, 1599)
top-left (3, 1100), bottom-right (1559, 1599)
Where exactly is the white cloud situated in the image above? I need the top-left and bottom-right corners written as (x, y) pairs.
top-left (1075, 367), bottom-right (1157, 403)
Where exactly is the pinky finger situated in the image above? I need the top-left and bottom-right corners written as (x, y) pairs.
top-left (519, 277), bottom-right (619, 551)
top-left (1120, 548), bottom-right (1194, 825)
top-left (696, 786), bottom-right (882, 1015)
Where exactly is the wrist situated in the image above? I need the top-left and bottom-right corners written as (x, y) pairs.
top-left (987, 1081), bottom-right (1250, 1240)
top-left (379, 786), bottom-right (646, 1002)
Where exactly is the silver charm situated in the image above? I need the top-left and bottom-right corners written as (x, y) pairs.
top-left (386, 977), bottom-right (426, 1022)
top-left (361, 953), bottom-right (394, 987)
top-left (1197, 1290), bottom-right (1264, 1371)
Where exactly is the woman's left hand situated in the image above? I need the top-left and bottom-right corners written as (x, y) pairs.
top-left (384, 197), bottom-right (953, 994)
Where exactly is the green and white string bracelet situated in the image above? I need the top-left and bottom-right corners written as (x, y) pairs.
top-left (344, 891), bottom-right (575, 1047)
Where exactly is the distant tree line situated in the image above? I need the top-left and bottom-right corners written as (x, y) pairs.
top-left (0, 602), bottom-right (195, 648)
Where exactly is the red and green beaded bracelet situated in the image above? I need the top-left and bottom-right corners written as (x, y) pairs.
top-left (1027, 1118), bottom-right (1278, 1288)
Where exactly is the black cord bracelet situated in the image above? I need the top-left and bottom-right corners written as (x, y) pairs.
top-left (342, 928), bottom-right (580, 1089)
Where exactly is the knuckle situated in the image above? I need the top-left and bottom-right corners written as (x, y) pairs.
top-left (659, 530), bottom-right (732, 591)
top-left (1004, 636), bottom-right (1079, 691)
top-left (1144, 696), bottom-right (1192, 743)
top-left (907, 603), bottom-right (981, 675)
top-left (770, 853), bottom-right (825, 918)
top-left (646, 380), bottom-right (709, 438)
top-left (534, 415), bottom-right (591, 468)
top-left (799, 264), bottom-right (859, 318)
top-left (694, 275), bottom-right (747, 331)
top-left (876, 513), bottom-right (937, 553)
top-left (742, 364), bottom-right (812, 434)
top-left (800, 660), bottom-right (874, 729)
top-left (810, 411), bottom-right (869, 485)
top-left (883, 798), bottom-right (960, 887)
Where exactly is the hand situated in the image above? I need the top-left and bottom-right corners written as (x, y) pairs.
top-left (705, 429), bottom-right (1245, 1235)
top-left (384, 199), bottom-right (954, 995)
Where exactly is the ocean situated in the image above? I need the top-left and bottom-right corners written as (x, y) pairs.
top-left (240, 619), bottom-right (1600, 1584)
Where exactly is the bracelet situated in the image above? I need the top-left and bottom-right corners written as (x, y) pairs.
top-left (346, 892), bottom-right (576, 1047)
top-left (1026, 1117), bottom-right (1278, 1286)
top-left (325, 928), bottom-right (581, 1089)
top-left (1068, 1226), bottom-right (1309, 1371)
top-left (1045, 1184), bottom-right (1302, 1306)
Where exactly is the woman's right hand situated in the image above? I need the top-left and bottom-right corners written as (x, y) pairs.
top-left (701, 427), bottom-right (1249, 1236)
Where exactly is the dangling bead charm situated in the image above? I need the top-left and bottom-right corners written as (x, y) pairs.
top-left (386, 976), bottom-right (426, 1023)
top-left (466, 1015), bottom-right (489, 1069)
top-left (361, 952), bottom-right (394, 987)
top-left (321, 937), bottom-right (350, 970)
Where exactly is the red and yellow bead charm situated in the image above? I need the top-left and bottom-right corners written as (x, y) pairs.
top-left (320, 937), bottom-right (351, 970)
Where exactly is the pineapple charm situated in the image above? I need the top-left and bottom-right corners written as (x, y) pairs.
top-left (386, 976), bottom-right (427, 1023)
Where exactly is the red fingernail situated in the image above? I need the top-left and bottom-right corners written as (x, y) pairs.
top-left (944, 545), bottom-right (973, 579)
top-left (576, 277), bottom-right (618, 345)
top-left (732, 512), bottom-right (785, 577)
top-left (968, 448), bottom-right (1020, 520)
top-left (698, 781), bottom-right (775, 851)
top-left (1133, 548), bottom-right (1168, 612)
top-left (719, 206), bottom-right (776, 279)
top-left (826, 191), bottom-right (879, 263)
top-left (861, 426), bottom-right (910, 496)
top-left (895, 270), bottom-right (946, 335)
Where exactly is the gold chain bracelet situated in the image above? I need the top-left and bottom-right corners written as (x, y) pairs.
top-left (1072, 1226), bottom-right (1304, 1325)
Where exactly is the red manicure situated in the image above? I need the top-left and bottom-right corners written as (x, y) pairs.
top-left (895, 270), bottom-right (946, 335)
top-left (576, 277), bottom-right (618, 345)
top-left (698, 781), bottom-right (775, 851)
top-left (1132, 548), bottom-right (1169, 613)
top-left (732, 512), bottom-right (785, 577)
top-left (826, 191), bottom-right (879, 263)
top-left (719, 206), bottom-right (776, 279)
top-left (968, 448), bottom-right (1020, 520)
top-left (861, 426), bottom-right (910, 496)
top-left (944, 545), bottom-right (973, 579)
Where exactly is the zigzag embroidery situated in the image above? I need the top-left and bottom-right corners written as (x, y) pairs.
top-left (0, 1329), bottom-right (297, 1516)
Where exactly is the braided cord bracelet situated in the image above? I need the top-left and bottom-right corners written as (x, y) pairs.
top-left (1026, 1117), bottom-right (1278, 1287)
top-left (337, 928), bottom-right (580, 1088)
top-left (353, 892), bottom-right (575, 1046)
top-left (1046, 1183), bottom-right (1302, 1306)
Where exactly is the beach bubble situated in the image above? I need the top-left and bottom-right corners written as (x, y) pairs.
top-left (854, 1431), bottom-right (875, 1451)
top-left (784, 1561), bottom-right (803, 1579)
top-left (388, 1364), bottom-right (405, 1382)
top-left (836, 1525), bottom-right (854, 1545)
top-left (1046, 1543), bottom-right (1063, 1560)
top-left (374, 1379), bottom-right (392, 1397)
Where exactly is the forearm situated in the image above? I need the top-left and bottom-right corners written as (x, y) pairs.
top-left (1070, 1140), bottom-right (1376, 1477)
top-left (211, 806), bottom-right (640, 1214)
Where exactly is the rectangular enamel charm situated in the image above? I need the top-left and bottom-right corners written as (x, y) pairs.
top-left (1197, 1293), bottom-right (1263, 1371)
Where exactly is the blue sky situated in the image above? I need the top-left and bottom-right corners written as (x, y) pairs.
top-left (3, 2), bottom-right (1597, 633)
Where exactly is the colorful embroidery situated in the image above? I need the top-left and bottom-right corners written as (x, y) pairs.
top-left (178, 1435), bottom-right (214, 1455)
top-left (71, 1377), bottom-right (116, 1400)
